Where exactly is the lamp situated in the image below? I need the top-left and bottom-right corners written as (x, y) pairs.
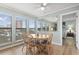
top-left (67, 25), bottom-right (74, 33)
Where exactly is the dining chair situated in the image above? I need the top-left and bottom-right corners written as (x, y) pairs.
top-left (22, 32), bottom-right (33, 54)
top-left (22, 33), bottom-right (38, 55)
top-left (48, 34), bottom-right (53, 44)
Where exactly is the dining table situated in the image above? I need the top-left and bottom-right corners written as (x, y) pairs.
top-left (28, 34), bottom-right (53, 55)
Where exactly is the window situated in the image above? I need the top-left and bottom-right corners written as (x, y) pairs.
top-left (36, 20), bottom-right (41, 32)
top-left (45, 23), bottom-right (49, 31)
top-left (0, 13), bottom-right (12, 44)
top-left (42, 21), bottom-right (46, 31)
top-left (50, 23), bottom-right (57, 31)
top-left (41, 21), bottom-right (49, 31)
top-left (28, 19), bottom-right (35, 34)
top-left (16, 16), bottom-right (27, 40)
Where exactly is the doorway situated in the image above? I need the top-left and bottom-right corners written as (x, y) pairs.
top-left (62, 13), bottom-right (76, 48)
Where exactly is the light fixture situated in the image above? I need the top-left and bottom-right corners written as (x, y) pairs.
top-left (40, 3), bottom-right (47, 11)
top-left (68, 25), bottom-right (73, 29)
top-left (43, 3), bottom-right (47, 6)
top-left (67, 24), bottom-right (74, 33)
top-left (51, 28), bottom-right (53, 31)
top-left (40, 7), bottom-right (45, 11)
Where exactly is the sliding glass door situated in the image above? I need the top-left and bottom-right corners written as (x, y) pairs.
top-left (16, 16), bottom-right (27, 41)
top-left (36, 20), bottom-right (41, 32)
top-left (28, 19), bottom-right (35, 34)
top-left (0, 13), bottom-right (12, 44)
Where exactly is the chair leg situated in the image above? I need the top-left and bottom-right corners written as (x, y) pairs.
top-left (22, 45), bottom-right (28, 55)
top-left (22, 45), bottom-right (25, 54)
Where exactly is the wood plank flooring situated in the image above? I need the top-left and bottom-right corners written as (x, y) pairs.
top-left (0, 44), bottom-right (79, 55)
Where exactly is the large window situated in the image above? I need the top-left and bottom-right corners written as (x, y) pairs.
top-left (16, 16), bottom-right (27, 40)
top-left (0, 13), bottom-right (12, 44)
top-left (45, 23), bottom-right (49, 31)
top-left (28, 19), bottom-right (35, 34)
top-left (36, 20), bottom-right (41, 32)
top-left (42, 21), bottom-right (46, 31)
top-left (41, 21), bottom-right (49, 31)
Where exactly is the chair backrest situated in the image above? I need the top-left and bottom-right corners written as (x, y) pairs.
top-left (22, 32), bottom-right (33, 44)
top-left (48, 34), bottom-right (53, 44)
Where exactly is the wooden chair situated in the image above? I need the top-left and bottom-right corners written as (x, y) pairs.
top-left (46, 44), bottom-right (53, 55)
top-left (48, 34), bottom-right (53, 44)
top-left (22, 32), bottom-right (33, 54)
top-left (36, 34), bottom-right (53, 55)
top-left (22, 33), bottom-right (38, 55)
top-left (44, 34), bottom-right (53, 55)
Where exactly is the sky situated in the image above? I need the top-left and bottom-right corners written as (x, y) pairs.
top-left (0, 15), bottom-right (11, 27)
top-left (0, 13), bottom-right (42, 28)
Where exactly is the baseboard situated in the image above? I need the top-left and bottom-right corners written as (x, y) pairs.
top-left (0, 41), bottom-right (23, 51)
top-left (52, 42), bottom-right (62, 46)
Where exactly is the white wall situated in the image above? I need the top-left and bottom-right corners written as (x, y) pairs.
top-left (57, 16), bottom-right (62, 45)
top-left (50, 16), bottom-right (62, 46)
top-left (76, 11), bottom-right (79, 49)
top-left (52, 32), bottom-right (62, 45)
top-left (44, 17), bottom-right (58, 22)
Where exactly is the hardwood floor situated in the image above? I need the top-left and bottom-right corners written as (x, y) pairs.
top-left (0, 45), bottom-right (23, 55)
top-left (0, 44), bottom-right (79, 55)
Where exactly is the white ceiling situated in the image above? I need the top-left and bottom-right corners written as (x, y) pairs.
top-left (0, 3), bottom-right (79, 22)
top-left (1, 3), bottom-right (79, 18)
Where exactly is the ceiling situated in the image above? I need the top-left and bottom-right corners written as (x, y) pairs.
top-left (0, 3), bottom-right (79, 22)
top-left (1, 3), bottom-right (79, 17)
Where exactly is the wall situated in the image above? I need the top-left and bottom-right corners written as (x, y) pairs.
top-left (76, 11), bottom-right (79, 49)
top-left (44, 17), bottom-right (58, 22)
top-left (50, 16), bottom-right (62, 45)
top-left (52, 31), bottom-right (62, 45)
top-left (44, 6), bottom-right (79, 47)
